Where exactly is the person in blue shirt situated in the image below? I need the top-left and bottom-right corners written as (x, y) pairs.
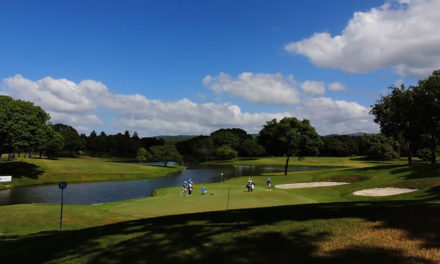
top-left (266, 177), bottom-right (272, 191)
top-left (201, 186), bottom-right (207, 195)
top-left (180, 181), bottom-right (187, 197)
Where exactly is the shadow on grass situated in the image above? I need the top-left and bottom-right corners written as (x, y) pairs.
top-left (1, 201), bottom-right (439, 263)
top-left (391, 164), bottom-right (440, 179)
top-left (0, 161), bottom-right (44, 180)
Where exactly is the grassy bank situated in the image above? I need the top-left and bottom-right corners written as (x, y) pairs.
top-left (0, 155), bottom-right (183, 189)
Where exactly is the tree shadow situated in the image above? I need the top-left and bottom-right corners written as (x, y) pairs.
top-left (1, 201), bottom-right (439, 263)
top-left (0, 161), bottom-right (44, 179)
top-left (390, 164), bottom-right (440, 180)
top-left (353, 164), bottom-right (404, 172)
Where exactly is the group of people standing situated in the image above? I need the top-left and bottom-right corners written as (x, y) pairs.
top-left (247, 177), bottom-right (272, 192)
top-left (181, 178), bottom-right (208, 197)
top-left (181, 176), bottom-right (272, 197)
top-left (181, 178), bottom-right (194, 197)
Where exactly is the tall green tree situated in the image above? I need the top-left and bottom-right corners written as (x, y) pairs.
top-left (52, 123), bottom-right (84, 155)
top-left (371, 85), bottom-right (419, 165)
top-left (136, 147), bottom-right (152, 161)
top-left (41, 126), bottom-right (65, 158)
top-left (414, 70), bottom-right (440, 164)
top-left (238, 138), bottom-right (265, 157)
top-left (0, 95), bottom-right (50, 159)
top-left (258, 117), bottom-right (322, 175)
top-left (215, 145), bottom-right (237, 160)
top-left (150, 144), bottom-right (182, 166)
top-left (362, 134), bottom-right (400, 161)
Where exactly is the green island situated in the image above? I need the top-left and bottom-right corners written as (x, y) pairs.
top-left (1, 156), bottom-right (439, 263)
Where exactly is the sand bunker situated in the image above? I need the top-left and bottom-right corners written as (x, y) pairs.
top-left (353, 187), bottom-right (417, 197)
top-left (276, 182), bottom-right (349, 189)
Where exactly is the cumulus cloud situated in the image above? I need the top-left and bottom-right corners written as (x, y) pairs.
top-left (203, 72), bottom-right (300, 105)
top-left (285, 0), bottom-right (440, 77)
top-left (2, 74), bottom-right (379, 136)
top-left (291, 97), bottom-right (378, 135)
top-left (301, 81), bottom-right (325, 96)
top-left (328, 82), bottom-right (348, 91)
top-left (2, 75), bottom-right (287, 136)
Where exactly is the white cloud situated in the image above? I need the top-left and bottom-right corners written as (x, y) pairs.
top-left (285, 0), bottom-right (440, 77)
top-left (203, 72), bottom-right (300, 105)
top-left (328, 82), bottom-right (347, 91)
top-left (291, 97), bottom-right (378, 135)
top-left (301, 81), bottom-right (325, 96)
top-left (2, 75), bottom-right (287, 136)
top-left (2, 74), bottom-right (379, 136)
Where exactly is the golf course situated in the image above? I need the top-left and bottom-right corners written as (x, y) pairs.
top-left (1, 156), bottom-right (439, 263)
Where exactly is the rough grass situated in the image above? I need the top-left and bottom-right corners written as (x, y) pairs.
top-left (0, 156), bottom-right (183, 189)
top-left (1, 202), bottom-right (439, 264)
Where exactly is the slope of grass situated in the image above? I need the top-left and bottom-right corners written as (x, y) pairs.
top-left (0, 156), bottom-right (183, 189)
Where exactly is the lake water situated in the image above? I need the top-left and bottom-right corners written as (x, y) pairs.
top-left (0, 163), bottom-right (327, 206)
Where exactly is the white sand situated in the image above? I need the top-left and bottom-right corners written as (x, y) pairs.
top-left (353, 187), bottom-right (417, 197)
top-left (275, 182), bottom-right (349, 189)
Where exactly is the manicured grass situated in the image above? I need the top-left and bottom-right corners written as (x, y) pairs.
top-left (1, 157), bottom-right (439, 263)
top-left (0, 156), bottom-right (183, 189)
top-left (206, 156), bottom-right (410, 168)
top-left (2, 162), bottom-right (439, 235)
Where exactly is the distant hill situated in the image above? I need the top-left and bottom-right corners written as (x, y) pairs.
top-left (322, 132), bottom-right (377, 138)
top-left (155, 135), bottom-right (199, 141)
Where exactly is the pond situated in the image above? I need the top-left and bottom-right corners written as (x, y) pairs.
top-left (0, 163), bottom-right (328, 206)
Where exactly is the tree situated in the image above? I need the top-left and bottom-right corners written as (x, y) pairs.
top-left (136, 147), bottom-right (152, 161)
top-left (87, 131), bottom-right (99, 155)
top-left (191, 136), bottom-right (215, 161)
top-left (238, 138), bottom-right (265, 157)
top-left (0, 95), bottom-right (51, 159)
top-left (362, 134), bottom-right (400, 161)
top-left (371, 85), bottom-right (419, 165)
top-left (150, 145), bottom-right (182, 166)
top-left (52, 123), bottom-right (84, 155)
top-left (43, 127), bottom-right (65, 158)
top-left (215, 145), bottom-right (238, 160)
top-left (258, 117), bottom-right (322, 175)
top-left (413, 70), bottom-right (440, 164)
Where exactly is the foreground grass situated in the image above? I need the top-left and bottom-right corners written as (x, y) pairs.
top-left (1, 202), bottom-right (439, 263)
top-left (0, 156), bottom-right (183, 189)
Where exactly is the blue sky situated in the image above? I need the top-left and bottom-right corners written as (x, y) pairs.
top-left (1, 0), bottom-right (439, 136)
